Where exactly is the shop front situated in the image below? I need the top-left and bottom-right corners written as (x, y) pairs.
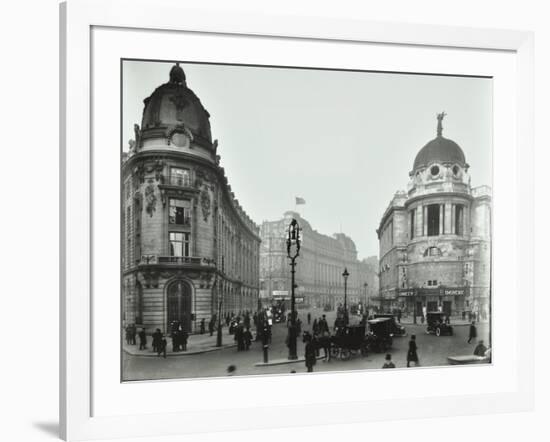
top-left (398, 286), bottom-right (468, 317)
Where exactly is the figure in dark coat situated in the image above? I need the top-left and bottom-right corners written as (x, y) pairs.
top-left (304, 334), bottom-right (317, 372)
top-left (307, 312), bottom-right (311, 325)
top-left (208, 318), bottom-right (215, 336)
top-left (152, 328), bottom-right (163, 353)
top-left (200, 318), bottom-right (206, 334)
top-left (138, 328), bottom-right (147, 350)
top-left (157, 336), bottom-right (167, 358)
top-left (474, 340), bottom-right (487, 356)
top-left (468, 321), bottom-right (477, 343)
top-left (406, 335), bottom-right (419, 367)
top-left (244, 328), bottom-right (253, 350)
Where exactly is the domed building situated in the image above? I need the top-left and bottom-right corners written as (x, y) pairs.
top-left (376, 113), bottom-right (491, 319)
top-left (122, 63), bottom-right (261, 334)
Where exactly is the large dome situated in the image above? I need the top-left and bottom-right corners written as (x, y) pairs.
top-left (140, 63), bottom-right (212, 144)
top-left (412, 113), bottom-right (466, 171)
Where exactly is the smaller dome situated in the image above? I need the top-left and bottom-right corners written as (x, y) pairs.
top-left (412, 113), bottom-right (466, 171)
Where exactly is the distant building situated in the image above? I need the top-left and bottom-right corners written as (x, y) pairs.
top-left (376, 114), bottom-right (491, 318)
top-left (122, 63), bottom-right (260, 334)
top-left (260, 211), bottom-right (378, 310)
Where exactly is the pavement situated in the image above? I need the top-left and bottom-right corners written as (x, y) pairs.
top-left (123, 328), bottom-right (237, 357)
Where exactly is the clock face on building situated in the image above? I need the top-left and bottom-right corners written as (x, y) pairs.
top-left (171, 132), bottom-right (190, 148)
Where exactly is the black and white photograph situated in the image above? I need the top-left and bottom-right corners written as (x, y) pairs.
top-left (121, 59), bottom-right (492, 381)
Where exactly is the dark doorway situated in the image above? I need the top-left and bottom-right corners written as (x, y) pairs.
top-left (167, 280), bottom-right (192, 332)
top-left (427, 301), bottom-right (438, 312)
top-left (443, 301), bottom-right (452, 317)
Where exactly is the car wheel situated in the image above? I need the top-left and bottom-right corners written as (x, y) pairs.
top-left (435, 327), bottom-right (441, 337)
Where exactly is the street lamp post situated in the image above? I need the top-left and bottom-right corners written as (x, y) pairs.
top-left (342, 268), bottom-right (350, 325)
top-left (363, 282), bottom-right (368, 317)
top-left (286, 219), bottom-right (301, 360)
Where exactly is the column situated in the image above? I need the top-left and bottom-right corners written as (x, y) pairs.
top-left (451, 204), bottom-right (456, 234)
top-left (439, 204), bottom-right (444, 235)
top-left (423, 205), bottom-right (428, 236)
top-left (444, 203), bottom-right (452, 234)
top-left (416, 205), bottom-right (423, 238)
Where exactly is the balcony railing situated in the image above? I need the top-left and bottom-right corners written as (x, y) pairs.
top-left (157, 256), bottom-right (216, 266)
top-left (161, 174), bottom-right (194, 188)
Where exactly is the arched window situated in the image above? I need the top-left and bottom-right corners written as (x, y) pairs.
top-left (167, 280), bottom-right (192, 332)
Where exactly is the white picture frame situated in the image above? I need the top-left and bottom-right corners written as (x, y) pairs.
top-left (60, 0), bottom-right (534, 440)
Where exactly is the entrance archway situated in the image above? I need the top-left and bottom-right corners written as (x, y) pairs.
top-left (167, 280), bottom-right (192, 333)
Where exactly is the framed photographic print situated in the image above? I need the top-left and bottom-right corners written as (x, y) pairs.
top-left (60, 0), bottom-right (534, 440)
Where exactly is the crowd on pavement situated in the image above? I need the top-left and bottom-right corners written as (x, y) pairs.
top-left (124, 304), bottom-right (491, 371)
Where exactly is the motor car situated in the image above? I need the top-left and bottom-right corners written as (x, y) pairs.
top-left (373, 314), bottom-right (407, 337)
top-left (366, 318), bottom-right (394, 352)
top-left (426, 311), bottom-right (453, 336)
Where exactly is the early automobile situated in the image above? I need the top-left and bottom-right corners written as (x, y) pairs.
top-left (426, 311), bottom-right (453, 336)
top-left (366, 318), bottom-right (394, 353)
top-left (373, 314), bottom-right (407, 337)
top-left (330, 324), bottom-right (369, 360)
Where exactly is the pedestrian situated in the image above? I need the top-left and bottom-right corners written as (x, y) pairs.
top-left (474, 339), bottom-right (487, 356)
top-left (180, 327), bottom-right (189, 351)
top-left (157, 335), bottom-right (167, 358)
top-left (462, 311), bottom-right (466, 321)
top-left (208, 318), bottom-right (215, 336)
top-left (397, 309), bottom-right (402, 323)
top-left (200, 318), bottom-right (205, 334)
top-left (468, 321), bottom-right (477, 344)
top-left (382, 353), bottom-right (395, 368)
top-left (130, 324), bottom-right (137, 345)
top-left (244, 327), bottom-right (253, 350)
top-left (312, 318), bottom-right (318, 334)
top-left (152, 328), bottom-right (162, 353)
top-left (307, 312), bottom-right (311, 325)
top-left (406, 334), bottom-right (419, 367)
top-left (235, 324), bottom-right (245, 351)
top-left (138, 327), bottom-right (147, 350)
top-left (171, 328), bottom-right (179, 352)
top-left (304, 333), bottom-right (317, 373)
top-left (125, 324), bottom-right (132, 345)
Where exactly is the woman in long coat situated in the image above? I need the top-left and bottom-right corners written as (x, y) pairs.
top-left (406, 334), bottom-right (419, 367)
top-left (304, 333), bottom-right (317, 372)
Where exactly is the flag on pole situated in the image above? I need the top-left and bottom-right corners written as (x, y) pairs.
top-left (295, 196), bottom-right (306, 205)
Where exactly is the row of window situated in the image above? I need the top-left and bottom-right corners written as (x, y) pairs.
top-left (409, 204), bottom-right (465, 238)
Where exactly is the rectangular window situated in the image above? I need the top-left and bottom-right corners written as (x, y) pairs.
top-left (169, 232), bottom-right (191, 257)
top-left (169, 198), bottom-right (191, 225)
top-left (455, 204), bottom-right (464, 235)
top-left (170, 167), bottom-right (191, 186)
top-left (427, 204), bottom-right (440, 236)
top-left (410, 209), bottom-right (415, 239)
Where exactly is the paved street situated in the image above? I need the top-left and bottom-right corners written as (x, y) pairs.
top-left (123, 308), bottom-right (490, 381)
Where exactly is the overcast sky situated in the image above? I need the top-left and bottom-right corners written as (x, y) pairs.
top-left (122, 60), bottom-right (492, 259)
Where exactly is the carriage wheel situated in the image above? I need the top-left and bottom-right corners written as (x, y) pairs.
top-left (360, 345), bottom-right (368, 357)
top-left (331, 346), bottom-right (339, 357)
top-left (435, 327), bottom-right (441, 337)
top-left (341, 348), bottom-right (351, 361)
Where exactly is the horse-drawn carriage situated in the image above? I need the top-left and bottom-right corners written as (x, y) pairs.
top-left (329, 324), bottom-right (369, 360)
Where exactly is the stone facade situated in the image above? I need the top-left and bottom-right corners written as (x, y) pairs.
top-left (377, 115), bottom-right (491, 318)
top-left (122, 64), bottom-right (260, 334)
top-left (259, 211), bottom-right (379, 310)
